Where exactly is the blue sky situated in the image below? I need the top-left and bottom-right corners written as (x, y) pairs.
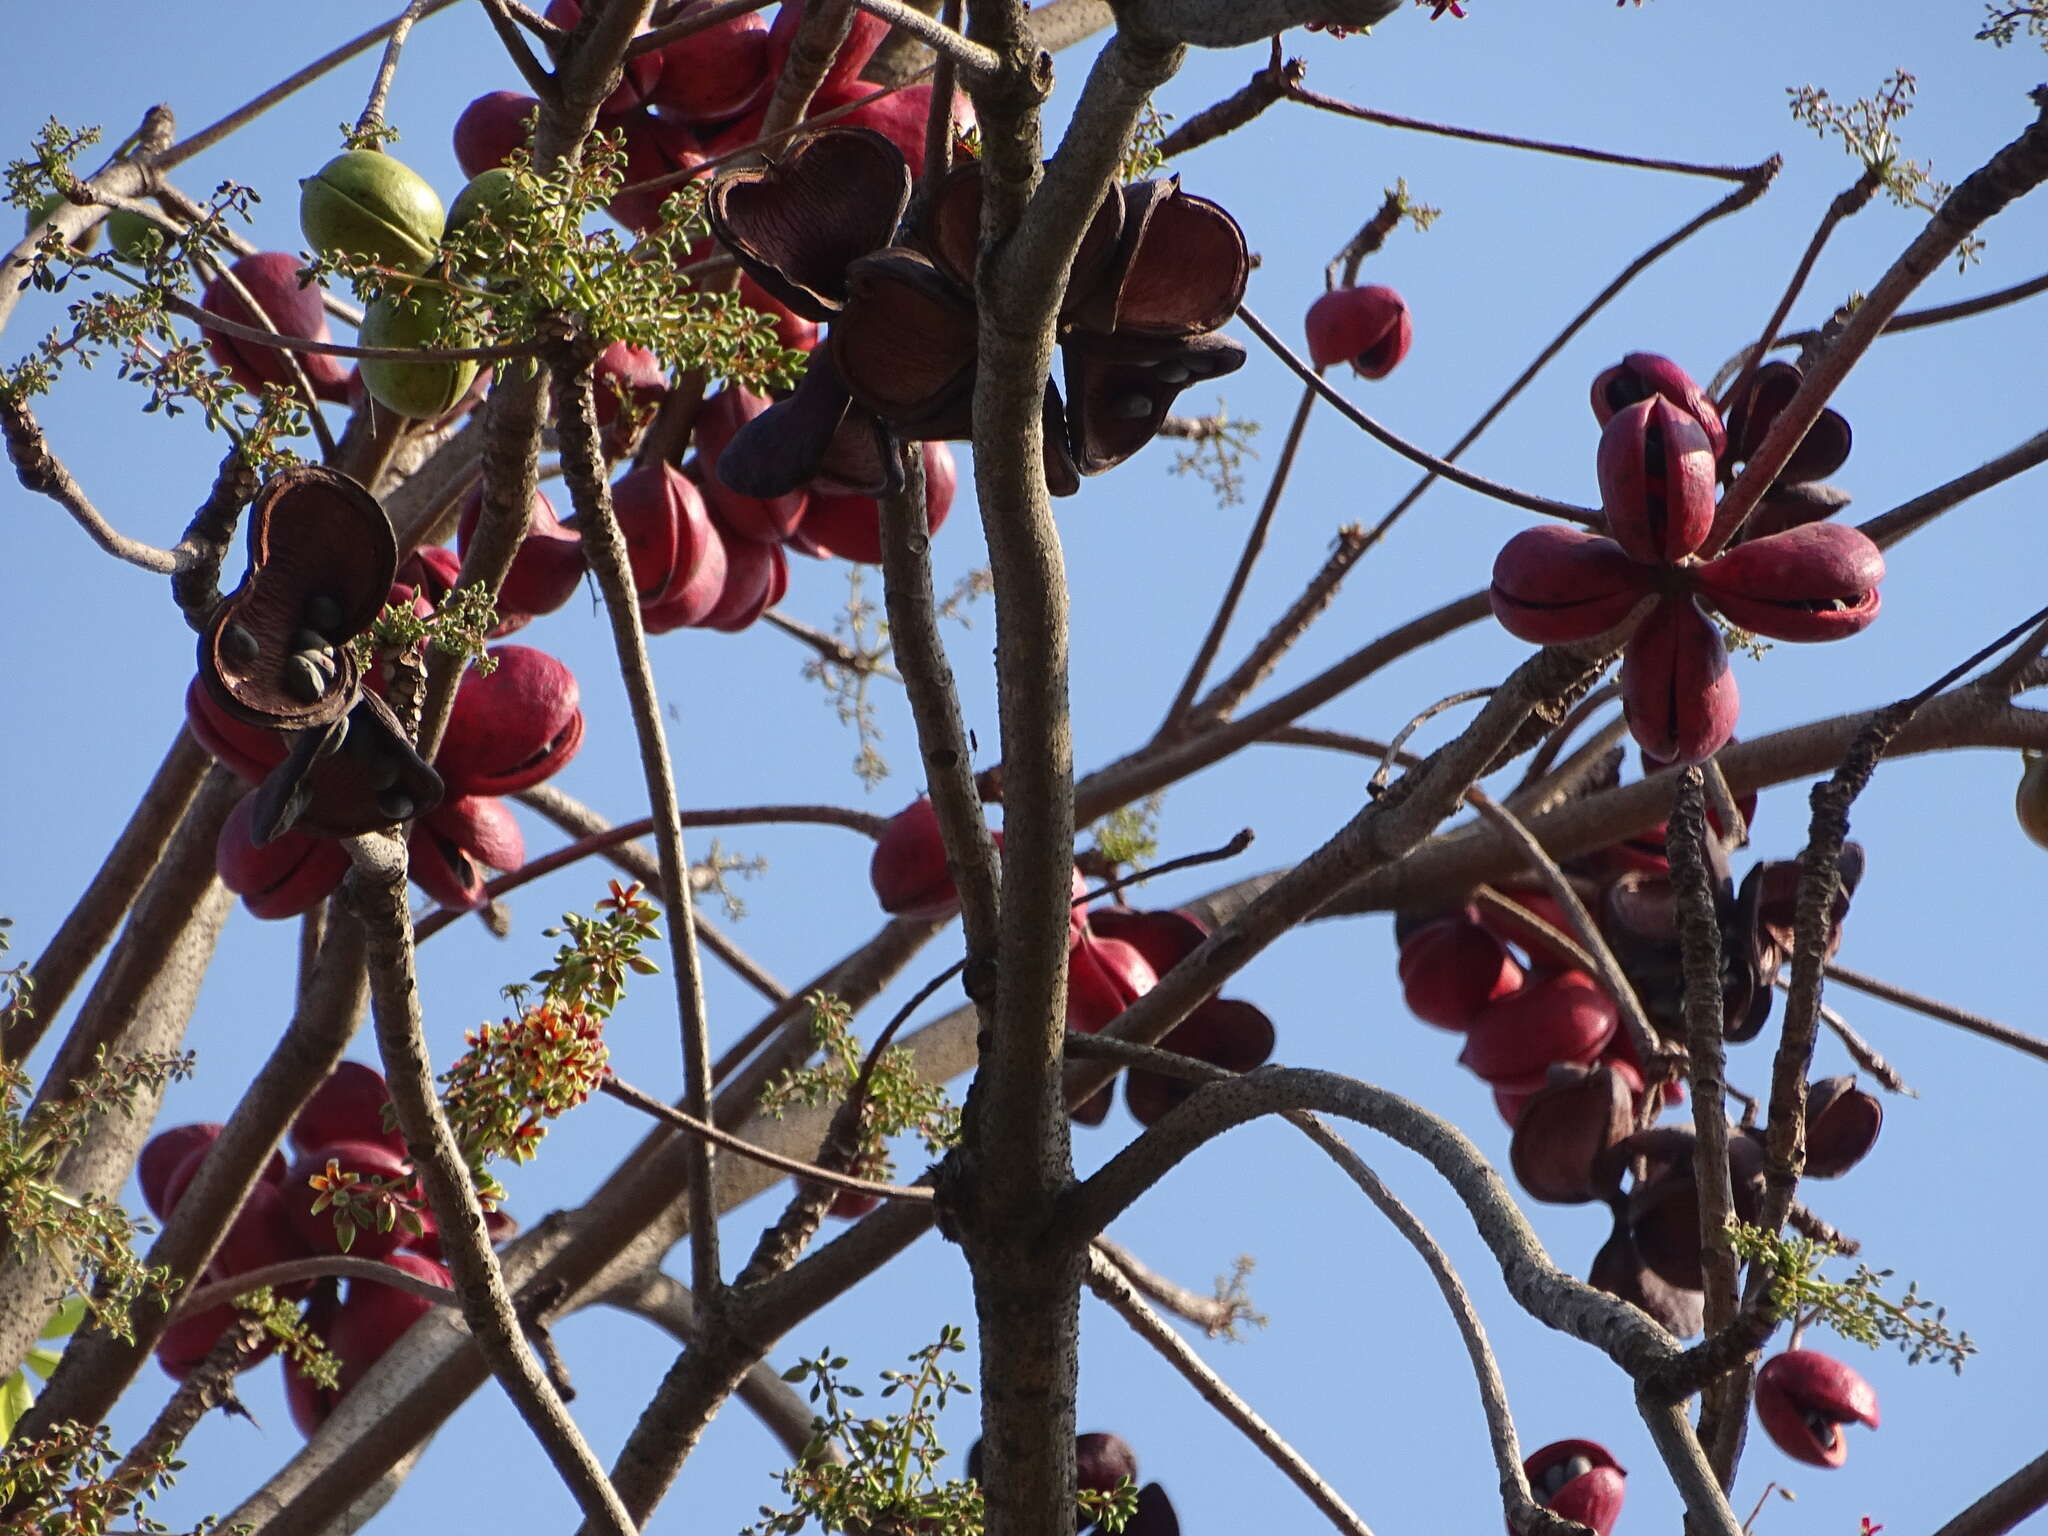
top-left (3, 3), bottom-right (2047, 1534)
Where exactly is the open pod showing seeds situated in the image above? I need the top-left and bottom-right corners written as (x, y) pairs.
top-left (1590, 352), bottom-right (1725, 460)
top-left (1596, 395), bottom-right (1717, 565)
top-left (200, 465), bottom-right (398, 732)
top-left (247, 689), bottom-right (445, 842)
top-left (1519, 1439), bottom-right (1626, 1536)
top-left (1754, 1349), bottom-right (1880, 1467)
top-left (410, 793), bottom-right (525, 912)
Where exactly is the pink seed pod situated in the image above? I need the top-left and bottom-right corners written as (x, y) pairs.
top-left (797, 442), bottom-right (956, 564)
top-left (1067, 930), bottom-right (1158, 1035)
top-left (1086, 908), bottom-right (1207, 978)
top-left (1695, 521), bottom-right (1884, 643)
top-left (1723, 360), bottom-right (1852, 482)
top-left (1589, 351), bottom-right (1725, 461)
top-left (1303, 284), bottom-right (1412, 379)
top-left (155, 1135), bottom-right (290, 1227)
top-left (641, 483), bottom-right (730, 633)
top-left (1518, 1439), bottom-right (1626, 1536)
top-left (871, 797), bottom-right (963, 919)
top-left (455, 484), bottom-right (584, 623)
top-left (609, 110), bottom-right (707, 233)
top-left (648, 0), bottom-right (773, 123)
top-left (1755, 1350), bottom-right (1880, 1468)
top-left (436, 645), bottom-right (585, 796)
top-left (696, 387), bottom-right (811, 543)
top-left (1508, 1062), bottom-right (1637, 1205)
top-left (611, 461), bottom-right (689, 598)
top-left (207, 1177), bottom-right (316, 1283)
top-left (1125, 998), bottom-right (1274, 1126)
top-left (800, 80), bottom-right (976, 184)
top-left (592, 341), bottom-right (669, 432)
top-left (186, 675), bottom-right (290, 783)
top-left (200, 252), bottom-right (351, 404)
top-left (409, 794), bottom-right (525, 913)
top-left (1397, 915), bottom-right (1524, 1031)
top-left (140, 1123), bottom-right (225, 1220)
top-left (1621, 596), bottom-right (1739, 766)
top-left (453, 92), bottom-right (540, 178)
top-left (1458, 970), bottom-right (1619, 1091)
top-left (292, 1062), bottom-right (404, 1157)
top-left (1596, 395), bottom-right (1717, 564)
top-left (216, 795), bottom-right (350, 920)
top-left (330, 1251), bottom-right (452, 1396)
top-left (1489, 525), bottom-right (1652, 645)
top-left (155, 1301), bottom-right (278, 1381)
top-left (767, 3), bottom-right (890, 96)
top-left (697, 508), bottom-right (789, 632)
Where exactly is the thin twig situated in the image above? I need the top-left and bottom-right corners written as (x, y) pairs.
top-left (600, 1076), bottom-right (935, 1201)
top-left (1857, 426), bottom-right (2048, 551)
top-left (1823, 961), bottom-right (2048, 1065)
top-left (1236, 306), bottom-right (1603, 525)
top-left (355, 0), bottom-right (437, 138)
top-left (1087, 1238), bottom-right (1262, 1338)
top-left (1184, 525), bottom-right (1372, 726)
top-left (1, 393), bottom-right (181, 574)
top-left (1777, 266), bottom-right (2048, 353)
top-left (482, 0), bottom-right (565, 100)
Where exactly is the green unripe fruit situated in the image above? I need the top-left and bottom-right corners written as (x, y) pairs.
top-left (444, 168), bottom-right (534, 275)
top-left (2019, 754), bottom-right (2048, 852)
top-left (105, 207), bottom-right (159, 262)
top-left (358, 286), bottom-right (479, 420)
top-left (299, 150), bottom-right (445, 273)
top-left (24, 192), bottom-right (100, 254)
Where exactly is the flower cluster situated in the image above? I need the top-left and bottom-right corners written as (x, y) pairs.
top-left (1490, 353), bottom-right (1883, 764)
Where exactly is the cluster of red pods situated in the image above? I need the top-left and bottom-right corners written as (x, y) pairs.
top-left (141, 1063), bottom-right (511, 1435)
top-left (454, 1), bottom-right (971, 245)
top-left (869, 798), bottom-right (1276, 1132)
top-left (1490, 353), bottom-right (1885, 765)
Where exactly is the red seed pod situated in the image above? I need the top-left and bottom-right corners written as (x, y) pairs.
top-left (1303, 284), bottom-right (1411, 379)
top-left (200, 252), bottom-right (351, 404)
top-left (186, 675), bottom-right (290, 783)
top-left (292, 1062), bottom-right (404, 1157)
top-left (208, 1177), bottom-right (315, 1282)
top-left (1458, 970), bottom-right (1619, 1091)
top-left (1125, 998), bottom-right (1275, 1125)
top-left (1518, 1440), bottom-right (1626, 1536)
top-left (798, 80), bottom-right (976, 184)
top-left (283, 1139), bottom-right (418, 1261)
top-left (216, 795), bottom-right (351, 920)
top-left (1086, 908), bottom-right (1207, 978)
top-left (453, 92), bottom-right (539, 178)
top-left (140, 1123), bottom-right (225, 1219)
top-left (1397, 915), bottom-right (1524, 1031)
top-left (455, 484), bottom-right (584, 623)
top-left (1803, 1074), bottom-right (1883, 1178)
top-left (870, 797), bottom-right (989, 919)
top-left (392, 544), bottom-right (462, 612)
top-left (610, 461), bottom-right (688, 598)
top-left (1067, 930), bottom-right (1158, 1035)
top-left (155, 1135), bottom-right (290, 1228)
top-left (1755, 1350), bottom-right (1880, 1468)
top-left (331, 1251), bottom-right (452, 1396)
top-left (798, 442), bottom-right (956, 564)
top-left (1472, 889), bottom-right (1584, 973)
top-left (284, 1285), bottom-right (342, 1437)
top-left (1723, 361), bottom-right (1853, 483)
top-left (155, 1302), bottom-right (277, 1381)
top-left (1508, 1063), bottom-right (1637, 1205)
top-left (592, 341), bottom-right (669, 431)
top-left (436, 645), bottom-right (585, 796)
top-left (696, 387), bottom-right (812, 543)
top-left (1589, 351), bottom-right (1726, 461)
top-left (1621, 596), bottom-right (1739, 766)
top-left (649, 1), bottom-right (773, 123)
top-left (1695, 521), bottom-right (1884, 643)
top-left (767, 3), bottom-right (891, 97)
top-left (410, 794), bottom-right (525, 912)
top-left (641, 488), bottom-right (730, 633)
top-left (1488, 525), bottom-right (1652, 645)
top-left (698, 508), bottom-right (789, 632)
top-left (1596, 395), bottom-right (1718, 564)
top-left (609, 110), bottom-right (707, 233)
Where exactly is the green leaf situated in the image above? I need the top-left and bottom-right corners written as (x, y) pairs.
top-left (38, 1295), bottom-right (87, 1340)
top-left (21, 1345), bottom-right (63, 1382)
top-left (0, 1368), bottom-right (33, 1440)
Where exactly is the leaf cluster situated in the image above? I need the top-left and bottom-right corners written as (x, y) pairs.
top-left (0, 1417), bottom-right (222, 1536)
top-left (1729, 1223), bottom-right (1979, 1372)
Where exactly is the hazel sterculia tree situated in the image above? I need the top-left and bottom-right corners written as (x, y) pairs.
top-left (2, 1), bottom-right (2048, 1533)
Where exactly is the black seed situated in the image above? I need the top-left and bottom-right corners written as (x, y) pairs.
top-left (1154, 364), bottom-right (1191, 385)
top-left (291, 628), bottom-right (333, 657)
top-left (283, 654), bottom-right (329, 703)
top-left (219, 623), bottom-right (259, 668)
top-left (303, 594), bottom-right (344, 634)
top-left (377, 788), bottom-right (416, 821)
top-left (1112, 393), bottom-right (1153, 420)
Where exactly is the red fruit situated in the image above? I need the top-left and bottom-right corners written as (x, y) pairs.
top-left (609, 110), bottom-right (705, 233)
top-left (1458, 970), bottom-right (1618, 1092)
top-left (330, 1251), bottom-right (452, 1395)
top-left (610, 461), bottom-right (694, 598)
top-left (813, 81), bottom-right (976, 180)
top-left (1519, 1439), bottom-right (1625, 1536)
top-left (392, 544), bottom-right (462, 611)
top-left (1596, 395), bottom-right (1717, 564)
top-left (698, 509), bottom-right (789, 632)
top-left (456, 484), bottom-right (585, 622)
top-left (215, 795), bottom-right (351, 921)
top-left (283, 1140), bottom-right (418, 1261)
top-left (696, 387), bottom-right (810, 543)
top-left (200, 252), bottom-right (351, 404)
top-left (1489, 525), bottom-right (1651, 645)
top-left (141, 1123), bottom-right (224, 1219)
top-left (292, 1062), bottom-right (403, 1157)
top-left (1303, 284), bottom-right (1411, 379)
top-left (436, 645), bottom-right (585, 796)
top-left (1085, 908), bottom-right (1206, 978)
top-left (409, 794), bottom-right (526, 912)
top-left (1695, 521), bottom-right (1884, 644)
top-left (1621, 596), bottom-right (1739, 766)
top-left (641, 486), bottom-right (730, 632)
top-left (453, 92), bottom-right (540, 178)
top-left (1397, 915), bottom-right (1524, 1031)
top-left (592, 340), bottom-right (668, 430)
top-left (1125, 999), bottom-right (1274, 1125)
top-left (1755, 1350), bottom-right (1880, 1468)
top-left (870, 798), bottom-right (959, 919)
top-left (799, 441), bottom-right (956, 564)
top-left (1472, 890), bottom-right (1583, 973)
top-left (209, 1177), bottom-right (315, 1282)
top-left (155, 1302), bottom-right (276, 1381)
top-left (185, 676), bottom-right (289, 783)
top-left (546, 0), bottom-right (664, 114)
top-left (1590, 352), bottom-right (1725, 461)
top-left (649, 0), bottom-right (773, 122)
top-left (1067, 931), bottom-right (1157, 1035)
